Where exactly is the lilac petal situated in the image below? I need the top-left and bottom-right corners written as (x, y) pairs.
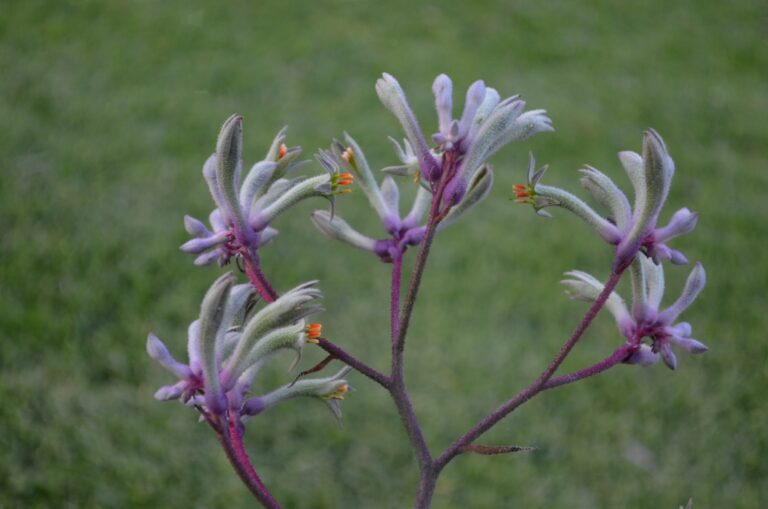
top-left (376, 73), bottom-right (439, 179)
top-left (198, 273), bottom-right (235, 414)
top-left (464, 87), bottom-right (501, 149)
top-left (184, 215), bottom-right (211, 237)
top-left (193, 250), bottom-right (221, 267)
top-left (661, 343), bottom-right (678, 370)
top-left (655, 208), bottom-right (698, 243)
top-left (180, 231), bottom-right (229, 254)
top-left (258, 227), bottom-right (279, 247)
top-left (209, 208), bottom-right (226, 232)
top-left (458, 80), bottom-right (486, 138)
top-left (618, 131), bottom-right (676, 268)
top-left (659, 263), bottom-right (706, 324)
top-left (669, 248), bottom-right (689, 265)
top-left (215, 115), bottom-right (246, 228)
top-left (671, 322), bottom-right (693, 337)
top-left (187, 319), bottom-right (202, 374)
top-left (242, 396), bottom-right (267, 416)
top-left (432, 74), bottom-right (453, 135)
top-left (626, 344), bottom-right (660, 366)
top-left (202, 154), bottom-right (234, 224)
top-left (146, 333), bottom-right (192, 379)
top-left (672, 336), bottom-right (708, 354)
top-left (154, 381), bottom-right (187, 401)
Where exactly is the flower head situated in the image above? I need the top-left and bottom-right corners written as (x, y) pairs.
top-left (147, 276), bottom-right (351, 423)
top-left (376, 73), bottom-right (552, 205)
top-left (180, 116), bottom-right (337, 266)
top-left (516, 131), bottom-right (697, 269)
top-left (561, 254), bottom-right (708, 370)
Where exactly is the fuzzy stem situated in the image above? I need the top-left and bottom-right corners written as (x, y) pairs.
top-left (317, 337), bottom-right (391, 388)
top-left (414, 467), bottom-right (438, 509)
top-left (386, 154), bottom-right (458, 505)
top-left (391, 250), bottom-right (404, 348)
top-left (389, 247), bottom-right (433, 469)
top-left (435, 267), bottom-right (627, 470)
top-left (243, 252), bottom-right (278, 302)
top-left (542, 343), bottom-right (634, 390)
top-left (215, 413), bottom-right (282, 509)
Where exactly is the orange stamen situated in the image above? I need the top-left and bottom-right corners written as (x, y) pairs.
top-left (331, 384), bottom-right (349, 400)
top-left (305, 323), bottom-right (322, 343)
top-left (278, 144), bottom-right (288, 159)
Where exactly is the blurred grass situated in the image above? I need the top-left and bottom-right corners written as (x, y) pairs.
top-left (1, 0), bottom-right (766, 507)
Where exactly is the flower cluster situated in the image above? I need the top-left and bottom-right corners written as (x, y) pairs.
top-left (515, 130), bottom-right (697, 269)
top-left (377, 73), bottom-right (552, 205)
top-left (180, 115), bottom-right (347, 266)
top-left (562, 253), bottom-right (707, 370)
top-left (147, 274), bottom-right (351, 422)
top-left (311, 73), bottom-right (552, 261)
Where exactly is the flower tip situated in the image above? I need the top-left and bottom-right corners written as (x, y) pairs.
top-left (146, 333), bottom-right (165, 358)
top-left (661, 344), bottom-right (678, 370)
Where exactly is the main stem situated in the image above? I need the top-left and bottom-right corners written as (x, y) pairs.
top-left (389, 249), bottom-right (433, 471)
top-left (389, 172), bottom-right (453, 508)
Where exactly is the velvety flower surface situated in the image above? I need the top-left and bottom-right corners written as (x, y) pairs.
top-left (180, 115), bottom-right (346, 266)
top-left (516, 130), bottom-right (697, 269)
top-left (147, 274), bottom-right (351, 421)
top-left (312, 74), bottom-right (550, 262)
top-left (562, 254), bottom-right (708, 370)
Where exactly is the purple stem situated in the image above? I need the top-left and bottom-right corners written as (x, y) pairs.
top-left (317, 337), bottom-right (391, 388)
top-left (243, 253), bottom-right (278, 303)
top-left (434, 268), bottom-right (627, 471)
top-left (209, 412), bottom-right (282, 509)
top-left (391, 250), bottom-right (404, 347)
top-left (542, 343), bottom-right (634, 391)
top-left (388, 247), bottom-right (433, 470)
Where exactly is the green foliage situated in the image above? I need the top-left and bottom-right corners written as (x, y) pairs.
top-left (1, 0), bottom-right (765, 507)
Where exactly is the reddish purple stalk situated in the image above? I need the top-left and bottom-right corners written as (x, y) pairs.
top-left (232, 170), bottom-right (634, 508)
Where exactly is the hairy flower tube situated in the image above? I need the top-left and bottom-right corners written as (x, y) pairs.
top-left (147, 274), bottom-right (351, 421)
top-left (515, 130), bottom-right (697, 269)
top-left (561, 253), bottom-right (708, 370)
top-left (180, 115), bottom-right (340, 266)
top-left (311, 73), bottom-right (550, 262)
top-left (311, 135), bottom-right (496, 262)
top-left (375, 73), bottom-right (552, 206)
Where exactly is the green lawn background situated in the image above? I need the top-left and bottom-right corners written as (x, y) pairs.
top-left (1, 1), bottom-right (766, 507)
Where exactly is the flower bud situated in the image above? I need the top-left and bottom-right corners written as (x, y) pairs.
top-left (198, 272), bottom-right (235, 414)
top-left (438, 165), bottom-right (494, 230)
top-left (253, 367), bottom-right (353, 425)
top-left (311, 210), bottom-right (378, 252)
top-left (215, 115), bottom-right (246, 230)
top-left (376, 73), bottom-right (440, 180)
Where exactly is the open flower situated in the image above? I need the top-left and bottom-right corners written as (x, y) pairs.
top-left (147, 274), bottom-right (350, 422)
top-left (376, 73), bottom-right (552, 205)
top-left (310, 133), bottom-right (495, 262)
top-left (180, 115), bottom-right (338, 266)
top-left (515, 130), bottom-right (696, 269)
top-left (561, 254), bottom-right (708, 370)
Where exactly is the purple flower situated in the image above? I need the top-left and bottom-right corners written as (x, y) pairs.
top-left (147, 275), bottom-right (350, 422)
top-left (180, 116), bottom-right (339, 266)
top-left (311, 134), bottom-right (493, 263)
top-left (561, 254), bottom-right (708, 370)
top-left (375, 73), bottom-right (552, 204)
top-left (516, 130), bottom-right (697, 269)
